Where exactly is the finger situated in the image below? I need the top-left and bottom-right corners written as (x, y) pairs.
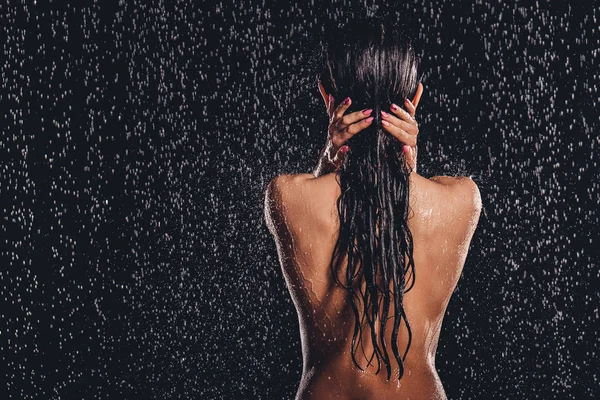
top-left (332, 145), bottom-right (349, 167)
top-left (386, 106), bottom-right (416, 125)
top-left (339, 108), bottom-right (373, 127)
top-left (328, 94), bottom-right (334, 118)
top-left (381, 111), bottom-right (418, 135)
top-left (411, 83), bottom-right (424, 109)
top-left (333, 97), bottom-right (352, 120)
top-left (400, 145), bottom-right (417, 172)
top-left (381, 121), bottom-right (417, 147)
top-left (403, 98), bottom-right (417, 118)
top-left (338, 116), bottom-right (374, 142)
top-left (403, 145), bottom-right (416, 171)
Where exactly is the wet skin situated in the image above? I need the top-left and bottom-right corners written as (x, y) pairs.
top-left (264, 171), bottom-right (482, 399)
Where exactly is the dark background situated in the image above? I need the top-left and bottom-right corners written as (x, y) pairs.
top-left (1, 0), bottom-right (598, 399)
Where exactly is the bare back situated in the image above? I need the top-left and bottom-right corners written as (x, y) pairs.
top-left (264, 171), bottom-right (482, 400)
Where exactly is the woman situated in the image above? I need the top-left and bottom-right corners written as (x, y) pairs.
top-left (264, 17), bottom-right (482, 399)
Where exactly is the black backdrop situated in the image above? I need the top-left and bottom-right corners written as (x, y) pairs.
top-left (1, 1), bottom-right (598, 399)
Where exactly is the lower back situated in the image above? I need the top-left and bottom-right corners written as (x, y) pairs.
top-left (296, 355), bottom-right (447, 400)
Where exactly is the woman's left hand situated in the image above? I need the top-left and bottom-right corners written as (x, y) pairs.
top-left (313, 95), bottom-right (374, 177)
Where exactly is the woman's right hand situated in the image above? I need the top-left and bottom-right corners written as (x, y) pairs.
top-left (381, 82), bottom-right (424, 173)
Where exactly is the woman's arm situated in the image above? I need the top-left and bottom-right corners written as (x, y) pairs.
top-left (312, 140), bottom-right (346, 178)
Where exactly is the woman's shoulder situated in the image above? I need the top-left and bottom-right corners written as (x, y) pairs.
top-left (427, 174), bottom-right (482, 213)
top-left (266, 172), bottom-right (482, 221)
top-left (264, 173), bottom-right (317, 219)
top-left (415, 174), bottom-right (482, 242)
top-left (264, 172), bottom-right (338, 223)
top-left (264, 173), bottom-right (315, 203)
top-left (264, 173), bottom-right (334, 241)
top-left (267, 172), bottom-right (481, 209)
top-left (266, 172), bottom-right (337, 197)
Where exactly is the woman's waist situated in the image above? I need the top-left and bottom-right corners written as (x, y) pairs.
top-left (298, 358), bottom-right (445, 400)
top-left (299, 322), bottom-right (438, 370)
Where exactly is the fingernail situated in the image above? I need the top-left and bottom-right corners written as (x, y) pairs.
top-left (363, 108), bottom-right (373, 115)
top-left (366, 116), bottom-right (374, 122)
top-left (343, 97), bottom-right (350, 105)
top-left (404, 98), bottom-right (411, 104)
top-left (391, 104), bottom-right (398, 111)
top-left (329, 94), bottom-right (333, 103)
top-left (341, 145), bottom-right (349, 153)
top-left (403, 145), bottom-right (411, 154)
top-left (381, 111), bottom-right (389, 117)
top-left (382, 120), bottom-right (390, 126)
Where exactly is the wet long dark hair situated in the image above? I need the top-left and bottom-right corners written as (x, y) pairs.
top-left (316, 17), bottom-right (421, 381)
